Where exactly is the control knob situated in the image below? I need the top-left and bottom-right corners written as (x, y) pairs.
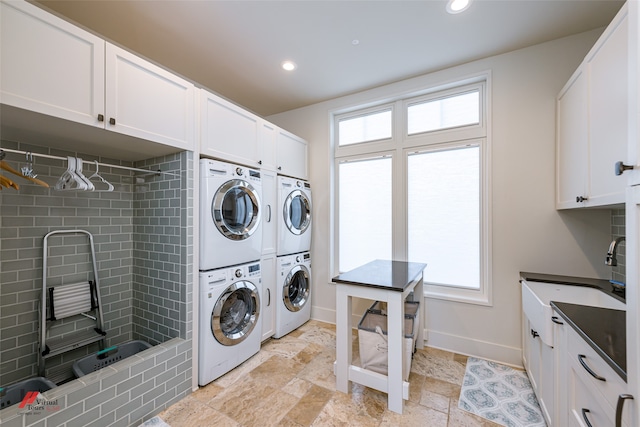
top-left (235, 269), bottom-right (243, 278)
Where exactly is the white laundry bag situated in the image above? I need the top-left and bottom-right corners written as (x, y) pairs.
top-left (357, 305), bottom-right (416, 381)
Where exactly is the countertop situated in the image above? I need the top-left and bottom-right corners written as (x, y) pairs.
top-left (551, 301), bottom-right (626, 381)
top-left (520, 271), bottom-right (627, 381)
top-left (332, 260), bottom-right (427, 292)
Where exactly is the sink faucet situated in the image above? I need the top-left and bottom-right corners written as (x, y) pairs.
top-left (605, 236), bottom-right (625, 266)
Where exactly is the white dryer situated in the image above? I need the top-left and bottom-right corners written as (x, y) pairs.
top-left (198, 261), bottom-right (262, 386)
top-left (277, 176), bottom-right (312, 256)
top-left (274, 252), bottom-right (311, 338)
top-left (200, 158), bottom-right (262, 271)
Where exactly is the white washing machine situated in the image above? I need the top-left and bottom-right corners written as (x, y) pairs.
top-left (274, 252), bottom-right (311, 338)
top-left (198, 261), bottom-right (262, 386)
top-left (276, 176), bottom-right (312, 256)
top-left (200, 158), bottom-right (262, 271)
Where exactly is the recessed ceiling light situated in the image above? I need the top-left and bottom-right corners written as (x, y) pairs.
top-left (281, 61), bottom-right (296, 71)
top-left (352, 39), bottom-right (360, 46)
top-left (446, 0), bottom-right (471, 14)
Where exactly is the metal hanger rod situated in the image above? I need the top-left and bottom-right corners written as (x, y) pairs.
top-left (0, 147), bottom-right (179, 177)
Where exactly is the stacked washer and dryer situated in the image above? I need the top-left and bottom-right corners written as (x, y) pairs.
top-left (198, 158), bottom-right (264, 386)
top-left (274, 176), bottom-right (312, 339)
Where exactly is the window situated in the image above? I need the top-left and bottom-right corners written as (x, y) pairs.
top-left (334, 79), bottom-right (490, 305)
top-left (407, 90), bottom-right (480, 135)
top-left (337, 109), bottom-right (392, 146)
top-left (408, 144), bottom-right (480, 289)
top-left (338, 156), bottom-right (392, 272)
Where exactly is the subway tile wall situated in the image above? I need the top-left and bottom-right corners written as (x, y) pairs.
top-left (0, 141), bottom-right (193, 426)
top-left (611, 208), bottom-right (626, 285)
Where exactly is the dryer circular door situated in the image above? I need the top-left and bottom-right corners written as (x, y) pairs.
top-left (283, 265), bottom-right (310, 312)
top-left (211, 281), bottom-right (260, 346)
top-left (283, 189), bottom-right (311, 236)
top-left (212, 180), bottom-right (261, 241)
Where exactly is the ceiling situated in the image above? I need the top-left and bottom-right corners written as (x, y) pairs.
top-left (34, 0), bottom-right (624, 117)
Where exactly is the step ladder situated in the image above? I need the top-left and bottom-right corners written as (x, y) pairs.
top-left (39, 230), bottom-right (106, 380)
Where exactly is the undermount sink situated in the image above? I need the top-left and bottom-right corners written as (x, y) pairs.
top-left (522, 280), bottom-right (625, 347)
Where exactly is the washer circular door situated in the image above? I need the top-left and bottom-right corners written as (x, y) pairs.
top-left (283, 190), bottom-right (311, 235)
top-left (212, 180), bottom-right (260, 240)
top-left (211, 281), bottom-right (260, 346)
top-left (283, 265), bottom-right (310, 312)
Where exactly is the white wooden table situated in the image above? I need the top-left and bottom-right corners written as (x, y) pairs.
top-left (333, 260), bottom-right (426, 414)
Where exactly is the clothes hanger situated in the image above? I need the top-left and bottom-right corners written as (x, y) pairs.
top-left (0, 175), bottom-right (19, 190)
top-left (55, 156), bottom-right (87, 191)
top-left (88, 160), bottom-right (114, 192)
top-left (0, 159), bottom-right (49, 188)
top-left (75, 157), bottom-right (95, 191)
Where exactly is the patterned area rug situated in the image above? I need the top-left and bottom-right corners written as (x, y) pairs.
top-left (458, 357), bottom-right (546, 427)
top-left (140, 416), bottom-right (171, 427)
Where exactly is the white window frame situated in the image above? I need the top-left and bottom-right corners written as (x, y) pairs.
top-left (332, 74), bottom-right (491, 306)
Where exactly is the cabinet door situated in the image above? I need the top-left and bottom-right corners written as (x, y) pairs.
top-left (277, 129), bottom-right (308, 180)
top-left (0, 0), bottom-right (105, 127)
top-left (105, 43), bottom-right (195, 150)
top-left (200, 90), bottom-right (260, 167)
top-left (261, 169), bottom-right (277, 255)
top-left (260, 254), bottom-right (276, 341)
top-left (586, 9), bottom-right (628, 206)
top-left (259, 121), bottom-right (278, 171)
top-left (556, 68), bottom-right (588, 209)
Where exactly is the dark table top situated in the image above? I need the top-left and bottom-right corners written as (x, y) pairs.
top-left (332, 260), bottom-right (427, 292)
top-left (551, 301), bottom-right (626, 381)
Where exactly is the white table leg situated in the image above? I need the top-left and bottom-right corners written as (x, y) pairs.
top-left (387, 291), bottom-right (404, 413)
top-left (335, 285), bottom-right (352, 393)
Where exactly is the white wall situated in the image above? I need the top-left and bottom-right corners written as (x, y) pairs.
top-left (267, 29), bottom-right (613, 367)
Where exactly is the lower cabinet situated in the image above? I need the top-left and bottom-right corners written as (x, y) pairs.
top-left (260, 254), bottom-right (276, 341)
top-left (526, 309), bottom-right (630, 427)
top-left (523, 316), bottom-right (555, 425)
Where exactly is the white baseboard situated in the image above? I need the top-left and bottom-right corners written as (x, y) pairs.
top-left (425, 330), bottom-right (523, 369)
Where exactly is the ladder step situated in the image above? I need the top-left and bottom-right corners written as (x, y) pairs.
top-left (42, 330), bottom-right (105, 359)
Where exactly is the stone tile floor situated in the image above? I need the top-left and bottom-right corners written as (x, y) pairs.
top-left (159, 320), bottom-right (501, 426)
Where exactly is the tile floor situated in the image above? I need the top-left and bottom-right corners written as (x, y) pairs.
top-left (159, 320), bottom-right (501, 426)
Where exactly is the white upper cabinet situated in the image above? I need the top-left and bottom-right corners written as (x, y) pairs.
top-left (1, 0), bottom-right (196, 151)
top-left (200, 90), bottom-right (261, 167)
top-left (557, 69), bottom-right (588, 208)
top-left (0, 0), bottom-right (105, 127)
top-left (105, 44), bottom-right (195, 150)
top-left (259, 121), bottom-right (278, 171)
top-left (277, 129), bottom-right (308, 180)
top-left (556, 4), bottom-right (628, 209)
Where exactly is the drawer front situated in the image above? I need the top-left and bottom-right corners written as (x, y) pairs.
top-left (567, 328), bottom-right (629, 425)
top-left (568, 362), bottom-right (614, 427)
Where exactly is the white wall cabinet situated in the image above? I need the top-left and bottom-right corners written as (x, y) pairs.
top-left (277, 129), bottom-right (308, 180)
top-left (200, 90), bottom-right (261, 168)
top-left (1, 0), bottom-right (105, 128)
top-left (1, 0), bottom-right (196, 151)
top-left (556, 5), bottom-right (628, 209)
top-left (259, 121), bottom-right (278, 172)
top-left (260, 254), bottom-right (276, 342)
top-left (105, 44), bottom-right (195, 150)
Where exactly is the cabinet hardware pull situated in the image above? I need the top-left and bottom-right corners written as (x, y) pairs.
top-left (581, 408), bottom-right (593, 427)
top-left (258, 160), bottom-right (262, 165)
top-left (278, 166), bottom-right (282, 171)
top-left (267, 205), bottom-right (271, 223)
top-left (267, 288), bottom-right (271, 307)
top-left (530, 329), bottom-right (539, 338)
top-left (576, 195), bottom-right (588, 203)
top-left (615, 161), bottom-right (634, 176)
top-left (578, 354), bottom-right (606, 381)
top-left (616, 394), bottom-right (633, 427)
top-left (551, 316), bottom-right (564, 325)
top-left (109, 118), bottom-right (116, 125)
top-left (97, 114), bottom-right (104, 122)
